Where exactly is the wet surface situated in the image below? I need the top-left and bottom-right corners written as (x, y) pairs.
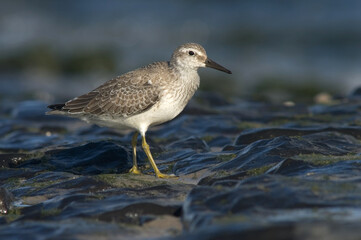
top-left (0, 93), bottom-right (361, 239)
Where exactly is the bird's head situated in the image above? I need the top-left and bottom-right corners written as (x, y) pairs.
top-left (171, 43), bottom-right (232, 74)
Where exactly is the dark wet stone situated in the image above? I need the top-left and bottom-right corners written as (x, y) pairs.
top-left (199, 132), bottom-right (361, 184)
top-left (19, 194), bottom-right (97, 220)
top-left (173, 152), bottom-right (236, 175)
top-left (184, 174), bottom-right (361, 231)
top-left (0, 153), bottom-right (32, 168)
top-left (2, 91), bottom-right (361, 239)
top-left (173, 224), bottom-right (294, 240)
top-left (0, 122), bottom-right (13, 138)
top-left (172, 222), bottom-right (361, 240)
top-left (53, 176), bottom-right (111, 192)
top-left (27, 171), bottom-right (74, 183)
top-left (166, 136), bottom-right (210, 152)
top-left (206, 136), bottom-right (232, 148)
top-left (18, 189), bottom-right (182, 226)
top-left (0, 130), bottom-right (58, 150)
top-left (151, 115), bottom-right (240, 139)
top-left (27, 175), bottom-right (112, 196)
top-left (108, 183), bottom-right (193, 199)
top-left (97, 202), bottom-right (181, 224)
top-left (46, 141), bottom-right (132, 175)
top-left (309, 104), bottom-right (360, 115)
top-left (156, 149), bottom-right (196, 164)
top-left (0, 168), bottom-right (37, 182)
top-left (0, 188), bottom-right (14, 214)
top-left (226, 133), bottom-right (354, 170)
top-left (0, 218), bottom-right (129, 239)
top-left (235, 126), bottom-right (361, 145)
top-left (265, 158), bottom-right (314, 176)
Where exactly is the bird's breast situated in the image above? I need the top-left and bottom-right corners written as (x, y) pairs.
top-left (148, 74), bottom-right (199, 126)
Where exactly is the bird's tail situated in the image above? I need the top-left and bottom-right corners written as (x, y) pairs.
top-left (46, 103), bottom-right (65, 115)
top-left (48, 104), bottom-right (65, 110)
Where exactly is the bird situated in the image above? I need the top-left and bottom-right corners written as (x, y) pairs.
top-left (47, 43), bottom-right (232, 178)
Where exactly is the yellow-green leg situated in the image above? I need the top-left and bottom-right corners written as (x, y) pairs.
top-left (129, 132), bottom-right (141, 174)
top-left (141, 135), bottom-right (177, 178)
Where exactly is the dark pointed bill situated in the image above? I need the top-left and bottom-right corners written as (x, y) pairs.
top-left (205, 58), bottom-right (232, 74)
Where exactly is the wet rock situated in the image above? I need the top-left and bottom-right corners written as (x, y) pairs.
top-left (152, 115), bottom-right (240, 140)
top-left (19, 194), bottom-right (97, 220)
top-left (19, 188), bottom-right (183, 225)
top-left (1, 91), bottom-right (361, 239)
top-left (156, 149), bottom-right (197, 165)
top-left (184, 174), bottom-right (361, 232)
top-left (174, 152), bottom-right (237, 175)
top-left (0, 122), bottom-right (13, 138)
top-left (235, 126), bottom-right (361, 145)
top-left (166, 136), bottom-right (210, 152)
top-left (224, 133), bottom-right (358, 170)
top-left (0, 168), bottom-right (37, 182)
top-left (27, 175), bottom-right (112, 197)
top-left (309, 104), bottom-right (360, 115)
top-left (0, 188), bottom-right (14, 214)
top-left (97, 201), bottom-right (181, 224)
top-left (0, 219), bottom-right (130, 239)
top-left (46, 141), bottom-right (132, 175)
top-left (206, 136), bottom-right (232, 148)
top-left (0, 130), bottom-right (59, 151)
top-left (172, 222), bottom-right (361, 240)
top-left (265, 158), bottom-right (314, 176)
top-left (0, 153), bottom-right (33, 168)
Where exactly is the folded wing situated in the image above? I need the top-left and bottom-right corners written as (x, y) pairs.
top-left (57, 78), bottom-right (160, 117)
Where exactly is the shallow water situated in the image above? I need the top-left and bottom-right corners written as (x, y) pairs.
top-left (0, 91), bottom-right (361, 239)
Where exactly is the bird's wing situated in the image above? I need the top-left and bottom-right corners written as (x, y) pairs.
top-left (62, 77), bottom-right (160, 117)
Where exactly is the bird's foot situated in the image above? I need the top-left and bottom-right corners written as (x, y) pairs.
top-left (129, 166), bottom-right (142, 174)
top-left (156, 172), bottom-right (178, 179)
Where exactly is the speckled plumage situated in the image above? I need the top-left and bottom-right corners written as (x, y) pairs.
top-left (64, 62), bottom-right (169, 118)
top-left (47, 43), bottom-right (231, 178)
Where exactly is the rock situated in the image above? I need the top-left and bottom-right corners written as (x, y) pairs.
top-left (0, 187), bottom-right (14, 214)
top-left (1, 92), bottom-right (361, 239)
top-left (45, 141), bottom-right (132, 175)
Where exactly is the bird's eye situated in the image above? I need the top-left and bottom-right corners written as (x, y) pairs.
top-left (188, 51), bottom-right (194, 56)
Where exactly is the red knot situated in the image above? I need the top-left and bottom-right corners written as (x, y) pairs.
top-left (47, 43), bottom-right (231, 178)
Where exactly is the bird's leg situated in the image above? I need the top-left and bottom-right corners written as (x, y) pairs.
top-left (129, 132), bottom-right (141, 174)
top-left (141, 135), bottom-right (177, 178)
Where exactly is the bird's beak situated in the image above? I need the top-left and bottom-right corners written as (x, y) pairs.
top-left (205, 58), bottom-right (232, 74)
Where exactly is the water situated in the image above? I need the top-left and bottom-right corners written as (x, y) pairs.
top-left (1, 0), bottom-right (361, 103)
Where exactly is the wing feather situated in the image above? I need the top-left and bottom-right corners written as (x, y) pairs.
top-left (62, 77), bottom-right (160, 117)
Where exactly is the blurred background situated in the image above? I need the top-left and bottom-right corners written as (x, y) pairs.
top-left (1, 0), bottom-right (361, 105)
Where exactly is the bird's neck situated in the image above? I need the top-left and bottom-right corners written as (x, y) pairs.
top-left (174, 65), bottom-right (200, 88)
top-left (170, 61), bottom-right (198, 79)
top-left (168, 61), bottom-right (200, 102)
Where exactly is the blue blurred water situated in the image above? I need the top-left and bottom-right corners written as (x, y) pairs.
top-left (1, 0), bottom-right (361, 102)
